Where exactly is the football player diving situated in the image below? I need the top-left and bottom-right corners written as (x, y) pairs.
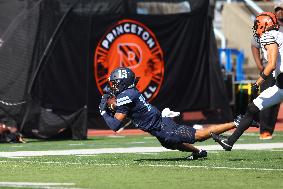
top-left (99, 67), bottom-right (257, 160)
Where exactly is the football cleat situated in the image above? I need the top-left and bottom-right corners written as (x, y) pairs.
top-left (233, 115), bottom-right (260, 128)
top-left (187, 149), bottom-right (207, 160)
top-left (259, 131), bottom-right (273, 140)
top-left (211, 132), bottom-right (233, 151)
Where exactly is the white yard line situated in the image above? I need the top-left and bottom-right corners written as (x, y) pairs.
top-left (146, 164), bottom-right (283, 171)
top-left (0, 161), bottom-right (282, 172)
top-left (0, 182), bottom-right (82, 189)
top-left (0, 147), bottom-right (170, 158)
top-left (0, 143), bottom-right (283, 158)
top-left (197, 143), bottom-right (283, 151)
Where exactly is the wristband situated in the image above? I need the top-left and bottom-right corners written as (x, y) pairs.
top-left (259, 71), bottom-right (268, 80)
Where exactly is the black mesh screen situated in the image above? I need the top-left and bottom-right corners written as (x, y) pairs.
top-left (0, 0), bottom-right (230, 138)
top-left (0, 0), bottom-right (41, 124)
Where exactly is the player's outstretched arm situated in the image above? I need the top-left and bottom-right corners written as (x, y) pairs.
top-left (101, 112), bottom-right (126, 132)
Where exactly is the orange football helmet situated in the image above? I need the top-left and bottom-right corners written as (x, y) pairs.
top-left (253, 12), bottom-right (280, 37)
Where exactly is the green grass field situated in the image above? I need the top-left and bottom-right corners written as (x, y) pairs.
top-left (0, 132), bottom-right (283, 189)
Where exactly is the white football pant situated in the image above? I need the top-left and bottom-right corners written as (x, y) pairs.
top-left (253, 85), bottom-right (283, 110)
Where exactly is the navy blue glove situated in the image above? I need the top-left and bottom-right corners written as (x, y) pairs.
top-left (103, 85), bottom-right (116, 96)
top-left (99, 94), bottom-right (110, 114)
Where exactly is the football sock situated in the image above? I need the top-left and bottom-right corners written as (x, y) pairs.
top-left (228, 103), bottom-right (259, 145)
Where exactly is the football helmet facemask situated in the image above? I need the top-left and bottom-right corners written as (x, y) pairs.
top-left (109, 67), bottom-right (136, 94)
top-left (253, 12), bottom-right (280, 38)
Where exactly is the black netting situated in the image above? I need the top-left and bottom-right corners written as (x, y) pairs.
top-left (0, 0), bottom-right (27, 35)
top-left (0, 0), bottom-right (41, 124)
top-left (0, 0), bottom-right (230, 138)
top-left (0, 0), bottom-right (89, 139)
top-left (23, 105), bottom-right (87, 139)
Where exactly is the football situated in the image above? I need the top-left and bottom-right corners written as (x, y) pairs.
top-left (107, 96), bottom-right (117, 111)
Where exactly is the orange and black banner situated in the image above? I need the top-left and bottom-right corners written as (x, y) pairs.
top-left (29, 0), bottom-right (232, 127)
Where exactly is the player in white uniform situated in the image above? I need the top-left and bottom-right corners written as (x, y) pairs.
top-left (250, 4), bottom-right (283, 140)
top-left (251, 30), bottom-right (281, 140)
top-left (211, 12), bottom-right (283, 151)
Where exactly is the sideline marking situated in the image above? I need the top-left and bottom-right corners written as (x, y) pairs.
top-left (0, 182), bottom-right (82, 189)
top-left (146, 164), bottom-right (283, 172)
top-left (0, 182), bottom-right (74, 186)
top-left (0, 143), bottom-right (283, 158)
top-left (0, 161), bottom-right (282, 172)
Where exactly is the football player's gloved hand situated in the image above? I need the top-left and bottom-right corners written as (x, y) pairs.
top-left (187, 149), bottom-right (207, 160)
top-left (99, 94), bottom-right (110, 115)
top-left (251, 83), bottom-right (259, 100)
top-left (103, 85), bottom-right (116, 97)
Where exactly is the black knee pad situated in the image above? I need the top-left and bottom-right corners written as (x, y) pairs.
top-left (276, 73), bottom-right (283, 89)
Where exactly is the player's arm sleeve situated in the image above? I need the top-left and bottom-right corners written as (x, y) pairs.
top-left (260, 32), bottom-right (277, 47)
top-left (102, 112), bottom-right (123, 132)
top-left (115, 95), bottom-right (132, 114)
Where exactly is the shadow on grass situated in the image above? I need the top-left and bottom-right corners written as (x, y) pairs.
top-left (228, 158), bottom-right (248, 161)
top-left (135, 157), bottom-right (207, 162)
top-left (23, 138), bottom-right (94, 143)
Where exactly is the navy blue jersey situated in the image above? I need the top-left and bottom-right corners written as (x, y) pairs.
top-left (115, 88), bottom-right (162, 132)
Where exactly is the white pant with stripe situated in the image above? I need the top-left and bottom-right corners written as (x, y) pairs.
top-left (253, 85), bottom-right (283, 110)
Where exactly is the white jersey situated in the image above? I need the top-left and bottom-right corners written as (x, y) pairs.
top-left (251, 26), bottom-right (283, 67)
top-left (253, 29), bottom-right (283, 111)
top-left (260, 30), bottom-right (283, 78)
